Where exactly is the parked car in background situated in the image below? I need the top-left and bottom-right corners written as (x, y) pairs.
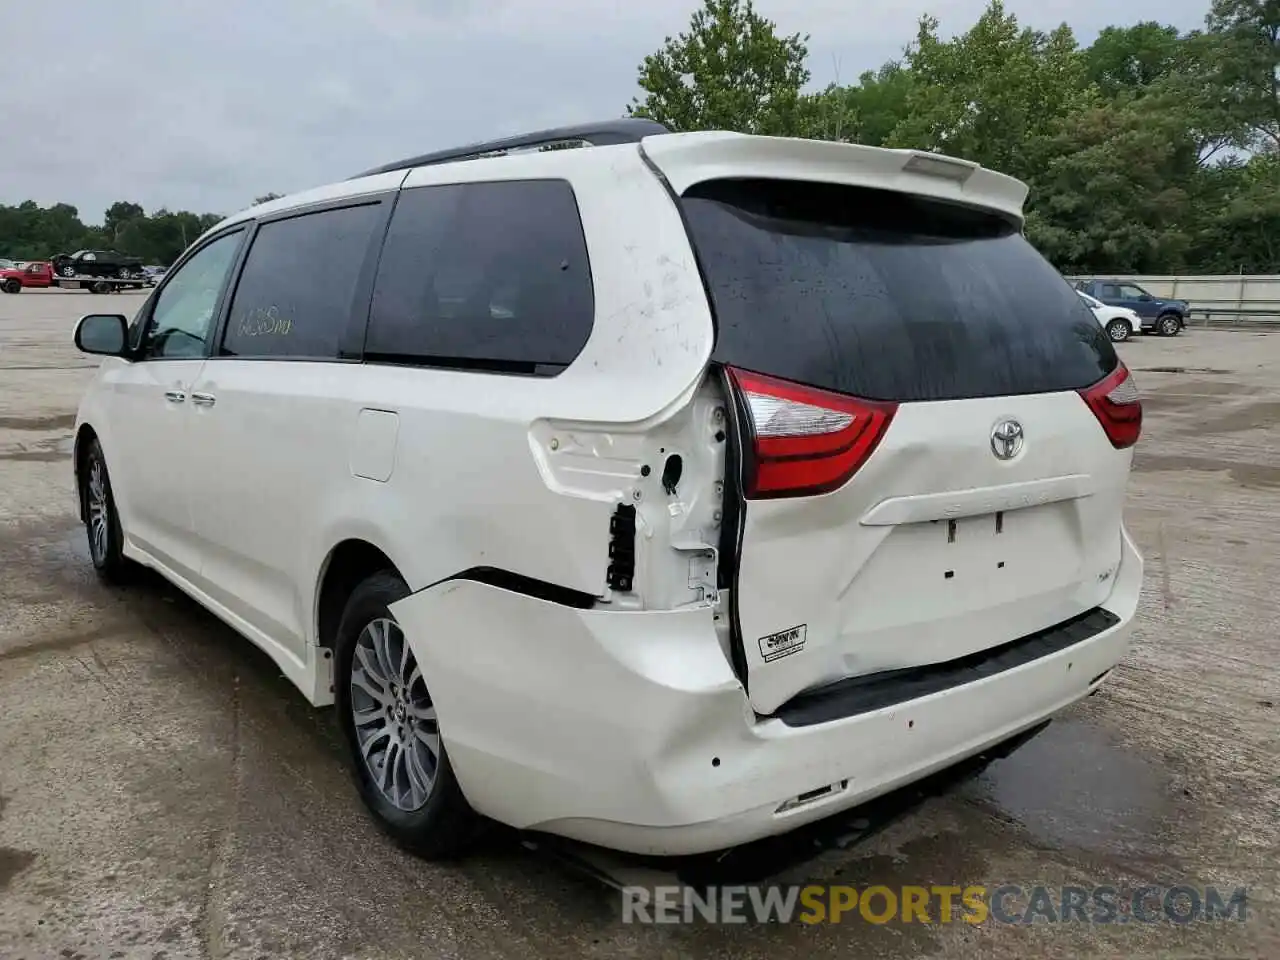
top-left (1075, 279), bottom-right (1187, 336)
top-left (143, 265), bottom-right (167, 286)
top-left (0, 261), bottom-right (53, 293)
top-left (1077, 290), bottom-right (1140, 342)
top-left (69, 119), bottom-right (1143, 861)
top-left (51, 250), bottom-right (146, 280)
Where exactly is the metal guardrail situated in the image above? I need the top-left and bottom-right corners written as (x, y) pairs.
top-left (1186, 307), bottom-right (1280, 327)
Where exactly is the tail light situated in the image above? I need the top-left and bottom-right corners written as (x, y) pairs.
top-left (1079, 363), bottom-right (1142, 449)
top-left (726, 367), bottom-right (897, 499)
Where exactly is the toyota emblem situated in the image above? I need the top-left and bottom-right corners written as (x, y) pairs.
top-left (990, 419), bottom-right (1024, 460)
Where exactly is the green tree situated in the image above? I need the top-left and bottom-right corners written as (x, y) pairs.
top-left (1204, 0), bottom-right (1280, 151)
top-left (1084, 23), bottom-right (1184, 95)
top-left (1023, 91), bottom-right (1202, 273)
top-left (1186, 154), bottom-right (1280, 270)
top-left (886, 2), bottom-right (1089, 181)
top-left (800, 62), bottom-right (914, 145)
top-left (626, 0), bottom-right (810, 134)
top-left (103, 201), bottom-right (145, 244)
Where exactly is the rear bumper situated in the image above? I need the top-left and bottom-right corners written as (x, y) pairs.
top-left (391, 528), bottom-right (1142, 856)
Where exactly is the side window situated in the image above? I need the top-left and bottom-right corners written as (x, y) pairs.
top-left (140, 230), bottom-right (243, 360)
top-left (1100, 284), bottom-right (1121, 298)
top-left (83, 252), bottom-right (96, 262)
top-left (365, 179), bottom-right (594, 374)
top-left (221, 203), bottom-right (381, 359)
top-left (1119, 284), bottom-right (1147, 299)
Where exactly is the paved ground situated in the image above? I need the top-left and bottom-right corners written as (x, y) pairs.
top-left (0, 289), bottom-right (1276, 959)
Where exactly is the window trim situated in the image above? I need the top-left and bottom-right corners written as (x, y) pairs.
top-left (359, 177), bottom-right (596, 378)
top-left (129, 226), bottom-right (251, 363)
top-left (208, 192), bottom-right (397, 364)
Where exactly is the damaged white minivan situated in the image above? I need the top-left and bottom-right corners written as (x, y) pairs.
top-left (71, 119), bottom-right (1143, 859)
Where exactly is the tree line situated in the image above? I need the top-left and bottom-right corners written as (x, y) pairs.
top-left (0, 195), bottom-right (281, 267)
top-left (628, 0), bottom-right (1280, 275)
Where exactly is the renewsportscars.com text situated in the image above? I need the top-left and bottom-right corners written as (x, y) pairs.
top-left (621, 884), bottom-right (1249, 926)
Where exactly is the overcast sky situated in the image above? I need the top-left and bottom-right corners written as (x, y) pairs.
top-left (0, 0), bottom-right (1208, 223)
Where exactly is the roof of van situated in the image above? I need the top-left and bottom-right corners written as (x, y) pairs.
top-left (203, 129), bottom-right (1028, 245)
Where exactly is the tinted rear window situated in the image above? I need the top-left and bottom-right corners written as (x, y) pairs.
top-left (365, 179), bottom-right (594, 375)
top-left (681, 179), bottom-right (1115, 402)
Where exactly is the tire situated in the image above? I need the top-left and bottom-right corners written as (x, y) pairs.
top-left (91, 281), bottom-right (111, 294)
top-left (1105, 319), bottom-right (1130, 342)
top-left (334, 571), bottom-right (479, 859)
top-left (58, 263), bottom-right (77, 278)
top-left (1, 279), bottom-right (19, 294)
top-left (1157, 313), bottom-right (1181, 336)
top-left (82, 438), bottom-right (135, 585)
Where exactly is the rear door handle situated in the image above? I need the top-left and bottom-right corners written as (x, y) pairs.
top-left (191, 392), bottom-right (216, 407)
top-left (164, 390), bottom-right (186, 403)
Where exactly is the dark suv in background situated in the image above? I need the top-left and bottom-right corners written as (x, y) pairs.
top-left (1075, 279), bottom-right (1188, 336)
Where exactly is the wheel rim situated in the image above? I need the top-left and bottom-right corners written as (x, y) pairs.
top-left (350, 617), bottom-right (439, 811)
top-left (1108, 321), bottom-right (1127, 342)
top-left (60, 265), bottom-right (75, 277)
top-left (1161, 317), bottom-right (1177, 334)
top-left (87, 457), bottom-right (109, 564)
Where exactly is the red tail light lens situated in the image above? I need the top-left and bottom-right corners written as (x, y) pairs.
top-left (1079, 363), bottom-right (1142, 449)
top-left (727, 367), bottom-right (898, 499)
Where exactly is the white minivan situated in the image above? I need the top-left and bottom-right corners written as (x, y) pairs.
top-left (71, 120), bottom-right (1144, 859)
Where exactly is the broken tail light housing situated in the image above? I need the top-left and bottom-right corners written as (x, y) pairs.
top-left (726, 367), bottom-right (898, 499)
top-left (1078, 362), bottom-right (1142, 449)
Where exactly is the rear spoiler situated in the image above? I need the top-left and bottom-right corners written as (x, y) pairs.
top-left (639, 132), bottom-right (1028, 224)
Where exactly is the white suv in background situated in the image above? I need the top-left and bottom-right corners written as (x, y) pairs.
top-left (71, 120), bottom-right (1144, 859)
top-left (1078, 289), bottom-right (1142, 342)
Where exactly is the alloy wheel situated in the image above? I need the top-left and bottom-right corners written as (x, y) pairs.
top-left (349, 617), bottom-right (440, 811)
top-left (87, 457), bottom-right (109, 564)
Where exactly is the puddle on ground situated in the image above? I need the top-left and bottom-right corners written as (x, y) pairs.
top-left (0, 847), bottom-right (37, 890)
top-left (0, 413), bottom-right (76, 431)
top-left (1132, 453), bottom-right (1280, 489)
top-left (1135, 366), bottom-right (1234, 375)
top-left (959, 717), bottom-right (1169, 859)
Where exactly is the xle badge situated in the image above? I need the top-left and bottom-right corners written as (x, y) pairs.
top-left (758, 624), bottom-right (807, 663)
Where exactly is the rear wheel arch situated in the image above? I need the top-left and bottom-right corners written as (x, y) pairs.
top-left (315, 538), bottom-right (402, 650)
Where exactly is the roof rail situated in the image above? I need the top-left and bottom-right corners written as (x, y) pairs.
top-left (351, 118), bottom-right (671, 179)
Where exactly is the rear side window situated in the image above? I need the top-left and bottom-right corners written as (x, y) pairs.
top-left (221, 202), bottom-right (382, 359)
top-left (681, 179), bottom-right (1115, 402)
top-left (365, 179), bottom-right (594, 375)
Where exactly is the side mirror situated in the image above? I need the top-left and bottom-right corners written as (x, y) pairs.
top-left (74, 314), bottom-right (129, 357)
top-left (1138, 294), bottom-right (1153, 302)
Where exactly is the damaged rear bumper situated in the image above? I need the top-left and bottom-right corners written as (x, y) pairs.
top-left (389, 529), bottom-right (1142, 856)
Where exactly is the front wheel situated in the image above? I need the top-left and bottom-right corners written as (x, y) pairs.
top-left (1, 279), bottom-right (19, 294)
top-left (1157, 313), bottom-right (1182, 336)
top-left (334, 571), bottom-right (479, 859)
top-left (82, 439), bottom-right (135, 584)
top-left (1105, 319), bottom-right (1130, 343)
top-left (58, 263), bottom-right (77, 278)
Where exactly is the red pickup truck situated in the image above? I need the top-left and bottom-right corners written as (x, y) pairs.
top-left (0, 261), bottom-right (54, 293)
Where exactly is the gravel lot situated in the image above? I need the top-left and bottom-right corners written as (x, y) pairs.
top-left (0, 289), bottom-right (1277, 959)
